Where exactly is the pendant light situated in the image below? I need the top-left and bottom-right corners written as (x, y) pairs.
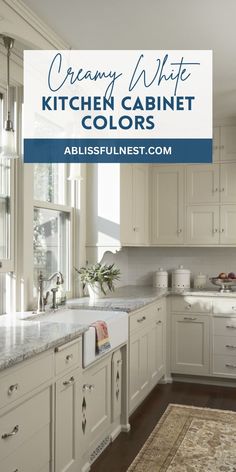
top-left (0, 35), bottom-right (18, 159)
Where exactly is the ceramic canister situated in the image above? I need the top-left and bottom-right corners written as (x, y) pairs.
top-left (194, 273), bottom-right (207, 289)
top-left (153, 267), bottom-right (168, 288)
top-left (172, 265), bottom-right (191, 289)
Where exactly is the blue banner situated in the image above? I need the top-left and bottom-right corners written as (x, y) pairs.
top-left (24, 138), bottom-right (212, 164)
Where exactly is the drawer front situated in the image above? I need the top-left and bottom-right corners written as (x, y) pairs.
top-left (0, 387), bottom-right (50, 460)
top-left (213, 317), bottom-right (236, 336)
top-left (213, 354), bottom-right (236, 377)
top-left (129, 306), bottom-right (155, 334)
top-left (213, 335), bottom-right (236, 357)
top-left (213, 298), bottom-right (236, 315)
top-left (1, 424), bottom-right (50, 472)
top-left (0, 353), bottom-right (53, 410)
top-left (55, 339), bottom-right (80, 376)
top-left (171, 296), bottom-right (212, 313)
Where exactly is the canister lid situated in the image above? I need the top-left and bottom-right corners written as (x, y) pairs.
top-left (172, 265), bottom-right (191, 275)
top-left (156, 267), bottom-right (168, 275)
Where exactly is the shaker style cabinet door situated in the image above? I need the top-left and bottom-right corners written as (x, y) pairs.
top-left (213, 127), bottom-right (220, 162)
top-left (151, 166), bottom-right (184, 244)
top-left (186, 164), bottom-right (220, 204)
top-left (171, 315), bottom-right (210, 375)
top-left (55, 369), bottom-right (80, 472)
top-left (220, 206), bottom-right (236, 244)
top-left (120, 164), bottom-right (149, 245)
top-left (186, 205), bottom-right (220, 245)
top-left (220, 163), bottom-right (236, 204)
top-left (220, 126), bottom-right (236, 162)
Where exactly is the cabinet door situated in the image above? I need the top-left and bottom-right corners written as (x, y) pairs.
top-left (55, 369), bottom-right (80, 472)
top-left (81, 357), bottom-right (111, 451)
top-left (220, 205), bottom-right (236, 244)
top-left (220, 126), bottom-right (236, 162)
top-left (149, 307), bottom-right (166, 386)
top-left (171, 314), bottom-right (210, 375)
top-left (220, 163), bottom-right (236, 203)
top-left (129, 327), bottom-right (150, 413)
top-left (213, 127), bottom-right (220, 162)
top-left (132, 165), bottom-right (149, 245)
top-left (186, 205), bottom-right (219, 244)
top-left (121, 164), bottom-right (149, 245)
top-left (186, 165), bottom-right (219, 204)
top-left (151, 166), bottom-right (184, 244)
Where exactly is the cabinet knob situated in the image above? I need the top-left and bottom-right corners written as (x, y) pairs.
top-left (66, 354), bottom-right (73, 362)
top-left (185, 304), bottom-right (192, 310)
top-left (213, 228), bottom-right (218, 233)
top-left (220, 228), bottom-right (225, 233)
top-left (226, 344), bottom-right (236, 349)
top-left (2, 425), bottom-right (19, 439)
top-left (83, 383), bottom-right (95, 392)
top-left (8, 384), bottom-right (19, 396)
top-left (232, 307), bottom-right (236, 311)
top-left (177, 229), bottom-right (182, 234)
top-left (226, 325), bottom-right (236, 329)
top-left (225, 363), bottom-right (236, 369)
top-left (156, 320), bottom-right (162, 325)
top-left (214, 188), bottom-right (218, 192)
top-left (157, 306), bottom-right (161, 311)
top-left (221, 187), bottom-right (225, 192)
top-left (63, 376), bottom-right (75, 386)
top-left (137, 316), bottom-right (146, 323)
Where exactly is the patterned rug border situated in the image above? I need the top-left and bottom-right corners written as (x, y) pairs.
top-left (127, 403), bottom-right (236, 471)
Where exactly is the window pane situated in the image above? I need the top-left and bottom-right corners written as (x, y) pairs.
top-left (33, 208), bottom-right (70, 294)
top-left (34, 164), bottom-right (66, 204)
top-left (0, 158), bottom-right (10, 260)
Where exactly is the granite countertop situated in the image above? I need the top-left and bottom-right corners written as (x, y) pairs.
top-left (0, 311), bottom-right (88, 372)
top-left (67, 285), bottom-right (236, 313)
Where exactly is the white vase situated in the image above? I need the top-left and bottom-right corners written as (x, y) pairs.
top-left (87, 282), bottom-right (106, 300)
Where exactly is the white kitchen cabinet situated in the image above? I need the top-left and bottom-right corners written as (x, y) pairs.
top-left (171, 314), bottom-right (210, 375)
top-left (151, 165), bottom-right (184, 244)
top-left (149, 302), bottom-right (166, 387)
top-left (220, 163), bottom-right (236, 203)
top-left (220, 126), bottom-right (236, 162)
top-left (186, 165), bottom-right (219, 204)
top-left (80, 356), bottom-right (111, 453)
top-left (55, 368), bottom-right (80, 472)
top-left (213, 127), bottom-right (220, 162)
top-left (129, 300), bottom-right (166, 413)
top-left (186, 205), bottom-right (220, 245)
top-left (120, 164), bottom-right (149, 245)
top-left (220, 205), bottom-right (236, 244)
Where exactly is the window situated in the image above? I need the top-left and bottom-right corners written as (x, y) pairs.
top-left (33, 164), bottom-right (72, 299)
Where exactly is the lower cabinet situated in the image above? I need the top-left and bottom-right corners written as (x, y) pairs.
top-left (129, 300), bottom-right (166, 413)
top-left (80, 356), bottom-right (111, 454)
top-left (55, 368), bottom-right (80, 472)
top-left (171, 314), bottom-right (210, 375)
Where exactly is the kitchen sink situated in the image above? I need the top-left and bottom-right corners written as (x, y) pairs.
top-left (23, 308), bottom-right (128, 367)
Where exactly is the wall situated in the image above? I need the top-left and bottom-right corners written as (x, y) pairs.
top-left (103, 247), bottom-right (236, 288)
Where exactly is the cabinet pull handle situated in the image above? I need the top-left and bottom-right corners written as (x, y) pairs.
top-left (226, 325), bottom-right (236, 329)
top-left (63, 376), bottom-right (74, 386)
top-left (184, 317), bottom-right (197, 321)
top-left (137, 316), bottom-right (146, 323)
top-left (156, 320), bottom-right (162, 324)
top-left (225, 345), bottom-right (236, 349)
top-left (185, 304), bottom-right (192, 310)
top-left (8, 384), bottom-right (19, 396)
top-left (2, 425), bottom-right (19, 439)
top-left (225, 363), bottom-right (236, 369)
top-left (83, 384), bottom-right (95, 392)
top-left (66, 354), bottom-right (73, 362)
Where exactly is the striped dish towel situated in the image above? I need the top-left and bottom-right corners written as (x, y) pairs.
top-left (91, 320), bottom-right (111, 354)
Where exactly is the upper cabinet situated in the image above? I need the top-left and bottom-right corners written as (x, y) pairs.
top-left (151, 166), bottom-right (184, 245)
top-left (86, 163), bottom-right (149, 262)
top-left (121, 164), bottom-right (149, 246)
top-left (186, 164), bottom-right (220, 204)
top-left (214, 126), bottom-right (236, 162)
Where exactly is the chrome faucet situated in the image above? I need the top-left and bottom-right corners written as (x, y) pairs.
top-left (37, 271), bottom-right (64, 314)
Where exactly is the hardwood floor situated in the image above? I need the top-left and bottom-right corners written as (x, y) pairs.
top-left (91, 381), bottom-right (236, 472)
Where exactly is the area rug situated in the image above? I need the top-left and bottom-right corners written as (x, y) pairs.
top-left (127, 404), bottom-right (236, 471)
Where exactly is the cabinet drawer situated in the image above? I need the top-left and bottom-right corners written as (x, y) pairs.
top-left (213, 299), bottom-right (236, 315)
top-left (171, 297), bottom-right (212, 313)
top-left (0, 424), bottom-right (50, 472)
top-left (213, 335), bottom-right (236, 357)
top-left (55, 339), bottom-right (80, 375)
top-left (0, 353), bottom-right (53, 410)
top-left (0, 387), bottom-right (50, 460)
top-left (129, 307), bottom-right (155, 334)
top-left (213, 317), bottom-right (236, 336)
top-left (213, 354), bottom-right (236, 377)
